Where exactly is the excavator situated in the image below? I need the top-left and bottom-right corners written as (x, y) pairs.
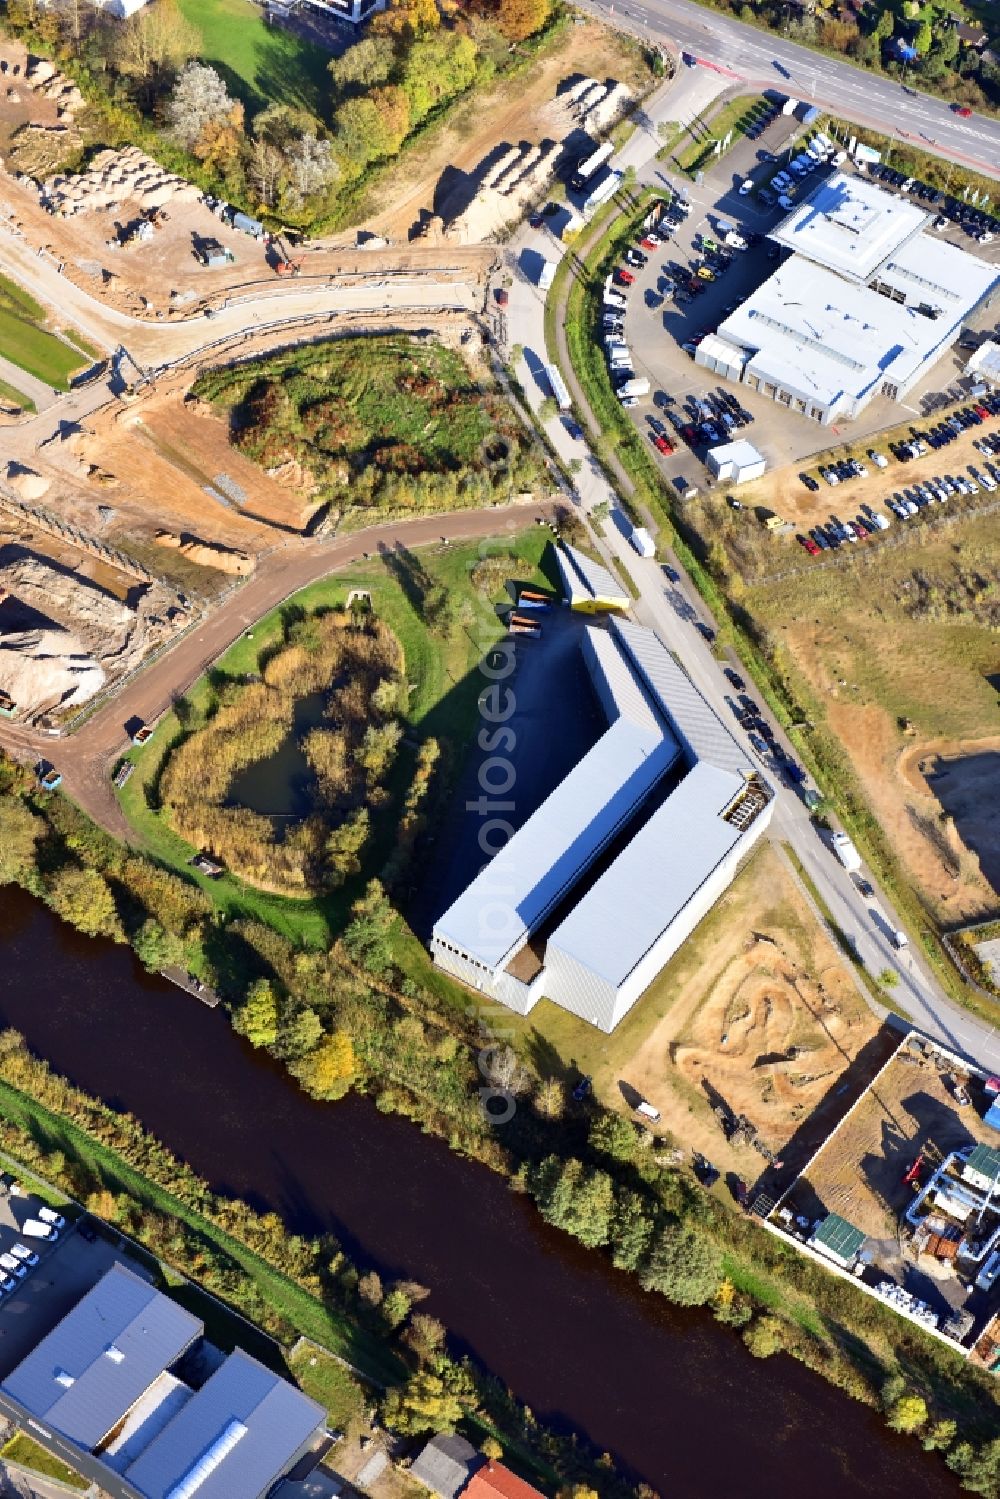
top-left (271, 235), bottom-right (302, 276)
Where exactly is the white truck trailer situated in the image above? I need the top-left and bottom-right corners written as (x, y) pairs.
top-left (831, 831), bottom-right (862, 873)
top-left (583, 169), bottom-right (622, 219)
top-left (629, 526), bottom-right (655, 557)
top-left (544, 363), bottom-right (572, 411)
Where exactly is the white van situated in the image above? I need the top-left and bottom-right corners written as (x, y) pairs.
top-left (635, 1100), bottom-right (661, 1123)
top-left (891, 929), bottom-right (909, 951)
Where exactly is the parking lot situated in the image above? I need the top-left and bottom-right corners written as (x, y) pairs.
top-left (607, 113), bottom-right (1000, 482)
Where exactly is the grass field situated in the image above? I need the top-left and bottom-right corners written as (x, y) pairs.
top-left (175, 0), bottom-right (330, 116)
top-left (0, 272), bottom-right (92, 390)
top-left (674, 95), bottom-right (768, 176)
top-left (118, 529), bottom-right (553, 947)
top-left (0, 376), bottom-right (35, 413)
top-left (0, 1075), bottom-right (403, 1385)
top-left (2, 1434), bottom-right (88, 1490)
top-left (194, 336), bottom-right (543, 519)
top-left (288, 1343), bottom-right (367, 1427)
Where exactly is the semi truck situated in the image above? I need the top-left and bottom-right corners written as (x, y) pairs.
top-left (538, 259), bottom-right (556, 291)
top-left (629, 526), bottom-right (655, 557)
top-left (544, 363), bottom-right (572, 411)
top-left (571, 140), bottom-right (614, 192)
top-left (583, 169), bottom-right (622, 219)
top-left (831, 831), bottom-right (862, 873)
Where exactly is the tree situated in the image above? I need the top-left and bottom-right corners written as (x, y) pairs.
top-left (48, 866), bottom-right (121, 940)
top-left (326, 809), bottom-right (370, 884)
top-left (381, 1286), bottom-right (411, 1327)
top-left (588, 1112), bottom-right (638, 1163)
top-left (132, 918), bottom-right (184, 974)
top-left (640, 1221), bottom-right (721, 1306)
top-left (713, 1278), bottom-right (753, 1327)
top-left (528, 1157), bottom-right (614, 1248)
top-left (533, 1077), bottom-right (564, 1119)
top-left (914, 18), bottom-right (933, 53)
top-left (400, 32), bottom-right (478, 126)
top-left (371, 0), bottom-right (441, 40)
top-left (273, 1005), bottom-right (324, 1061)
top-left (403, 1312), bottom-right (446, 1363)
top-left (358, 1269), bottom-right (383, 1304)
top-left (233, 978), bottom-right (279, 1049)
top-left (743, 1314), bottom-right (787, 1358)
top-left (498, 0), bottom-right (551, 41)
top-left (608, 1189), bottom-right (655, 1272)
top-left (0, 797), bottom-right (40, 885)
top-left (934, 25), bottom-right (959, 64)
top-left (283, 132), bottom-right (340, 208)
top-left (887, 1394), bottom-right (928, 1434)
top-left (382, 1371), bottom-right (466, 1435)
top-left (923, 1419), bottom-right (957, 1453)
top-left (114, 0), bottom-right (199, 95)
top-left (329, 35), bottom-right (398, 90)
top-left (947, 1439), bottom-right (1000, 1495)
top-left (291, 1031), bottom-right (357, 1100)
top-left (343, 879), bottom-right (395, 975)
top-left (874, 7), bottom-right (894, 38)
top-left (356, 722), bottom-right (402, 781)
top-left (167, 62), bottom-right (244, 152)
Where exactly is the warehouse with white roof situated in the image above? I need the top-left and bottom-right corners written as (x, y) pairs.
top-left (431, 617), bottom-right (773, 1030)
top-left (696, 172), bottom-right (999, 425)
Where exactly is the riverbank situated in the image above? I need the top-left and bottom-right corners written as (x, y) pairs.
top-left (0, 884), bottom-right (964, 1498)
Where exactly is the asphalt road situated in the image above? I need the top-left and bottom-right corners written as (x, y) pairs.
top-left (501, 89), bottom-right (1000, 1072)
top-left (576, 0), bottom-right (1000, 181)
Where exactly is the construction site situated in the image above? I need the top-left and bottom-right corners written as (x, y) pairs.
top-left (762, 1031), bottom-right (1000, 1367)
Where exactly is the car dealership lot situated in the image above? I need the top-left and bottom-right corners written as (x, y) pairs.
top-left (611, 152), bottom-right (1000, 479)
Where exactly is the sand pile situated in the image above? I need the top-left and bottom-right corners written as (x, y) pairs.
top-left (42, 146), bottom-right (201, 217)
top-left (155, 531), bottom-right (254, 576)
top-left (0, 621), bottom-right (104, 712)
top-left (23, 56), bottom-right (84, 120)
top-left (448, 139), bottom-right (562, 244)
top-left (0, 551), bottom-right (134, 654)
top-left (5, 462), bottom-right (50, 501)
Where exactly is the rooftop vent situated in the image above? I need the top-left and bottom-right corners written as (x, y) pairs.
top-left (104, 1345), bottom-right (125, 1364)
top-left (54, 1369), bottom-right (75, 1389)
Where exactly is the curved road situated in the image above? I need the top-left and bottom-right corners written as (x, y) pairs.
top-left (0, 502), bottom-right (555, 839)
top-left (578, 0), bottom-right (1000, 180)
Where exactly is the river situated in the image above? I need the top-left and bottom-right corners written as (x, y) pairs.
top-left (0, 888), bottom-right (958, 1499)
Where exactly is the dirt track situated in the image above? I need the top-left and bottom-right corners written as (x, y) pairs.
top-left (0, 500), bottom-right (557, 841)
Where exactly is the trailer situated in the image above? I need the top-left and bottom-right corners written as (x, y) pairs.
top-left (831, 831), bottom-right (862, 873)
top-left (583, 169), bottom-right (622, 219)
top-left (517, 590), bottom-right (552, 610)
top-left (508, 612), bottom-right (542, 638)
top-left (629, 526), bottom-right (655, 557)
top-left (538, 259), bottom-right (556, 291)
top-left (571, 139), bottom-right (615, 192)
top-left (544, 363), bottom-right (572, 411)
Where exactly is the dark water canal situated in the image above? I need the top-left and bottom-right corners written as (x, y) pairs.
top-left (0, 887), bottom-right (958, 1498)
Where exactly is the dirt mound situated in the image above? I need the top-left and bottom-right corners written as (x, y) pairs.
top-left (673, 939), bottom-right (862, 1132)
top-left (0, 620), bottom-right (103, 712)
top-left (155, 531), bottom-right (254, 576)
top-left (4, 462), bottom-right (50, 500)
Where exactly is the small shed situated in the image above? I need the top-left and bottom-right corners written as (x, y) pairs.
top-left (964, 1143), bottom-right (1000, 1191)
top-left (808, 1212), bottom-right (866, 1267)
top-left (967, 340), bottom-right (1000, 386)
top-left (410, 1433), bottom-right (481, 1499)
top-left (198, 237), bottom-right (230, 269)
top-left (707, 439), bottom-right (766, 485)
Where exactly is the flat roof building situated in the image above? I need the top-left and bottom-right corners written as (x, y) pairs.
top-left (696, 172), bottom-right (999, 425)
top-left (554, 542), bottom-right (629, 613)
top-left (0, 1264), bottom-right (326, 1499)
top-left (431, 616), bottom-right (773, 1031)
top-left (706, 439), bottom-right (766, 484)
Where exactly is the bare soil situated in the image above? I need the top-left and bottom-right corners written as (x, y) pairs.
top-left (619, 845), bottom-right (881, 1181)
top-left (788, 1040), bottom-right (1000, 1242)
top-left (361, 20), bottom-right (653, 244)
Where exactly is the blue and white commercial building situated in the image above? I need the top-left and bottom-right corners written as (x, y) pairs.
top-left (696, 172), bottom-right (999, 425)
top-left (430, 618), bottom-right (773, 1031)
top-left (0, 1263), bottom-right (327, 1499)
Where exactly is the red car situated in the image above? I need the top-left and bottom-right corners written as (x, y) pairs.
top-left (640, 237), bottom-right (658, 251)
top-left (616, 268), bottom-right (635, 285)
top-left (974, 403), bottom-right (990, 419)
top-left (798, 535), bottom-right (821, 555)
top-left (952, 104), bottom-right (973, 117)
top-left (653, 435), bottom-right (675, 454)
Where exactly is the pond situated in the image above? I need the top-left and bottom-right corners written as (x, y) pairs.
top-left (225, 689), bottom-right (327, 820)
top-left (0, 889), bottom-right (960, 1499)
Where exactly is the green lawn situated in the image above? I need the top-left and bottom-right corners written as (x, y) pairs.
top-left (0, 376), bottom-right (35, 413)
top-left (2, 1434), bottom-right (88, 1490)
top-left (175, 0), bottom-right (331, 116)
top-left (288, 1343), bottom-right (367, 1428)
top-left (0, 272), bottom-right (92, 390)
top-left (674, 95), bottom-right (767, 176)
top-left (118, 530), bottom-right (553, 948)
